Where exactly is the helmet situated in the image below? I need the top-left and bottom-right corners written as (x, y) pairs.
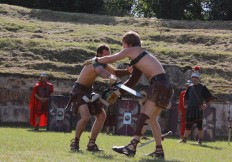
top-left (39, 72), bottom-right (47, 78)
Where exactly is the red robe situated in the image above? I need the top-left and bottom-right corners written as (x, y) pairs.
top-left (29, 81), bottom-right (54, 127)
top-left (178, 90), bottom-right (186, 136)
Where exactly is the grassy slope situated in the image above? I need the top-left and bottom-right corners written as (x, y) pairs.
top-left (0, 4), bottom-right (232, 97)
top-left (1, 127), bottom-right (232, 162)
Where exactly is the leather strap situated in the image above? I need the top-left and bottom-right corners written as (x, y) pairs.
top-left (129, 51), bottom-right (148, 66)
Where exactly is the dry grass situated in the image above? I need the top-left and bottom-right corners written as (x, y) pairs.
top-left (0, 3), bottom-right (232, 96)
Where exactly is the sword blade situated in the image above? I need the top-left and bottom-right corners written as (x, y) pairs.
top-left (116, 83), bottom-right (143, 98)
top-left (138, 131), bottom-right (172, 148)
top-left (137, 139), bottom-right (154, 148)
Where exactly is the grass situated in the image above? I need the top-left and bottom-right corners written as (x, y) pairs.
top-left (0, 127), bottom-right (232, 162)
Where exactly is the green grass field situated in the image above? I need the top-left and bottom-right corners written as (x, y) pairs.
top-left (0, 127), bottom-right (231, 162)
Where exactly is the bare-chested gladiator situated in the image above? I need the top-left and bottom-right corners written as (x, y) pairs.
top-left (66, 44), bottom-right (135, 152)
top-left (84, 31), bottom-right (173, 159)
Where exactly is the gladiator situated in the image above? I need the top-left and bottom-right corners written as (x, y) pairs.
top-left (84, 31), bottom-right (173, 159)
top-left (67, 44), bottom-right (135, 152)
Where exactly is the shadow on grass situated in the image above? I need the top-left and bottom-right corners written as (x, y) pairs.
top-left (68, 150), bottom-right (84, 154)
top-left (0, 122), bottom-right (30, 128)
top-left (67, 150), bottom-right (113, 160)
top-left (0, 123), bottom-right (49, 133)
top-left (189, 143), bottom-right (222, 150)
top-left (26, 129), bottom-right (48, 133)
top-left (94, 152), bottom-right (114, 160)
top-left (139, 157), bottom-right (180, 162)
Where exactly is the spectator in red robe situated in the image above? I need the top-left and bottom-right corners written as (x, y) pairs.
top-left (178, 80), bottom-right (192, 139)
top-left (29, 72), bottom-right (54, 131)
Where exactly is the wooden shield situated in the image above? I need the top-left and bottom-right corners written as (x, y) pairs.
top-left (47, 95), bottom-right (72, 132)
top-left (115, 99), bottom-right (141, 136)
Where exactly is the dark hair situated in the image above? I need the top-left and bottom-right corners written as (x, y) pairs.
top-left (122, 31), bottom-right (141, 47)
top-left (96, 44), bottom-right (110, 57)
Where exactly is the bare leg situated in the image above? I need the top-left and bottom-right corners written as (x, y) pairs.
top-left (197, 129), bottom-right (203, 144)
top-left (106, 126), bottom-right (110, 135)
top-left (34, 116), bottom-right (40, 130)
top-left (87, 108), bottom-right (106, 151)
top-left (183, 130), bottom-right (191, 139)
top-left (70, 104), bottom-right (90, 151)
top-left (198, 129), bottom-right (203, 139)
top-left (179, 129), bottom-right (191, 143)
top-left (148, 108), bottom-right (163, 146)
top-left (132, 100), bottom-right (157, 141)
top-left (112, 100), bottom-right (157, 156)
top-left (36, 117), bottom-right (40, 124)
top-left (112, 126), bottom-right (115, 135)
top-left (141, 124), bottom-right (148, 135)
top-left (89, 109), bottom-right (106, 139)
top-left (142, 101), bottom-right (165, 158)
top-left (75, 104), bottom-right (91, 139)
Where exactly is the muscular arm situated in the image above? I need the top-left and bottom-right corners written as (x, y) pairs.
top-left (97, 49), bottom-right (130, 64)
top-left (119, 66), bottom-right (142, 94)
top-left (105, 64), bottom-right (131, 77)
top-left (105, 66), bottom-right (142, 104)
top-left (95, 66), bottom-right (111, 79)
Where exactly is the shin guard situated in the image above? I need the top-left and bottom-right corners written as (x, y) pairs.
top-left (134, 113), bottom-right (149, 136)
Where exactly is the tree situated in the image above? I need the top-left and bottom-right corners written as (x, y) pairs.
top-left (208, 0), bottom-right (232, 20)
top-left (102, 0), bottom-right (134, 16)
top-left (157, 0), bottom-right (189, 19)
top-left (73, 0), bottom-right (104, 14)
top-left (132, 0), bottom-right (189, 19)
top-left (184, 0), bottom-right (205, 20)
top-left (132, 0), bottom-right (158, 18)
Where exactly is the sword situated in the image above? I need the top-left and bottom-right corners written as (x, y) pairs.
top-left (138, 131), bottom-right (172, 148)
top-left (115, 83), bottom-right (143, 98)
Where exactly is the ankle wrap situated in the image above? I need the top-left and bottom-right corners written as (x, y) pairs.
top-left (156, 145), bottom-right (163, 149)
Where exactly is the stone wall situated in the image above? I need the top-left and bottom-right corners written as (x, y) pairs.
top-left (0, 75), bottom-right (74, 123)
top-left (0, 66), bottom-right (231, 139)
top-left (0, 65), bottom-right (189, 123)
top-left (211, 102), bottom-right (232, 137)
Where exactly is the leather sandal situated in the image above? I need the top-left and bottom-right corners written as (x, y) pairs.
top-left (145, 145), bottom-right (164, 159)
top-left (87, 139), bottom-right (103, 152)
top-left (112, 139), bottom-right (139, 157)
top-left (70, 138), bottom-right (81, 151)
